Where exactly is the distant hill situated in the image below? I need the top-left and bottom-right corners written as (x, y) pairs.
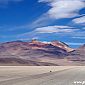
top-left (0, 40), bottom-right (85, 66)
top-left (67, 44), bottom-right (85, 61)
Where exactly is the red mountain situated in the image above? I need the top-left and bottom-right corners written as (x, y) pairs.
top-left (0, 40), bottom-right (85, 66)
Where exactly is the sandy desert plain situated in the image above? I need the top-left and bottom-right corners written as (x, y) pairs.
top-left (0, 66), bottom-right (85, 85)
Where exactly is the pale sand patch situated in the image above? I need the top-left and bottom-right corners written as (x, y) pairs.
top-left (0, 66), bottom-right (74, 81)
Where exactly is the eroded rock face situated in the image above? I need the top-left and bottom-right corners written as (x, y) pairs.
top-left (0, 40), bottom-right (69, 58)
top-left (67, 44), bottom-right (85, 61)
top-left (0, 40), bottom-right (84, 65)
top-left (51, 41), bottom-right (74, 52)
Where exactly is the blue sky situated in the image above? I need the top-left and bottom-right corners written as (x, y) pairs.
top-left (0, 0), bottom-right (85, 48)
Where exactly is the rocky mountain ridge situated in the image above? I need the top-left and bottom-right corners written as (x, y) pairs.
top-left (0, 40), bottom-right (84, 66)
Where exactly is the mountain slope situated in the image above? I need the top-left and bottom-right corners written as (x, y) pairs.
top-left (51, 41), bottom-right (73, 52)
top-left (67, 44), bottom-right (85, 61)
top-left (0, 40), bottom-right (69, 58)
top-left (0, 58), bottom-right (58, 66)
top-left (0, 40), bottom-right (70, 65)
top-left (0, 40), bottom-right (85, 66)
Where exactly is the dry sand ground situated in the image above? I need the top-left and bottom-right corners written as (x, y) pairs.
top-left (0, 66), bottom-right (84, 85)
top-left (0, 66), bottom-right (72, 81)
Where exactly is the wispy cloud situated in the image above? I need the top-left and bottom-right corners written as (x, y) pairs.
top-left (72, 16), bottom-right (85, 25)
top-left (34, 25), bottom-right (78, 33)
top-left (1, 24), bottom-right (84, 42)
top-left (66, 42), bottom-right (85, 46)
top-left (39, 0), bottom-right (85, 19)
top-left (17, 25), bottom-right (79, 39)
top-left (72, 37), bottom-right (85, 39)
top-left (31, 0), bottom-right (85, 28)
top-left (19, 37), bottom-right (39, 41)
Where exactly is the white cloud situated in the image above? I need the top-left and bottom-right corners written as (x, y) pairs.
top-left (66, 42), bottom-right (85, 45)
top-left (31, 0), bottom-right (85, 28)
top-left (19, 37), bottom-right (39, 41)
top-left (83, 27), bottom-right (85, 30)
top-left (17, 25), bottom-right (84, 42)
top-left (71, 31), bottom-right (85, 37)
top-left (42, 41), bottom-right (51, 44)
top-left (39, 0), bottom-right (85, 19)
top-left (72, 16), bottom-right (85, 24)
top-left (72, 37), bottom-right (85, 39)
top-left (17, 25), bottom-right (78, 39)
top-left (34, 25), bottom-right (78, 33)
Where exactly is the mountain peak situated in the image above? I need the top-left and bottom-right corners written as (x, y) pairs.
top-left (78, 44), bottom-right (85, 50)
top-left (0, 40), bottom-right (84, 66)
top-left (31, 39), bottom-right (39, 43)
top-left (81, 44), bottom-right (85, 47)
top-left (51, 40), bottom-right (74, 52)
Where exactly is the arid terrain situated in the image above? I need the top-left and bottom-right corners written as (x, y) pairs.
top-left (0, 40), bottom-right (85, 66)
top-left (0, 66), bottom-right (85, 85)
